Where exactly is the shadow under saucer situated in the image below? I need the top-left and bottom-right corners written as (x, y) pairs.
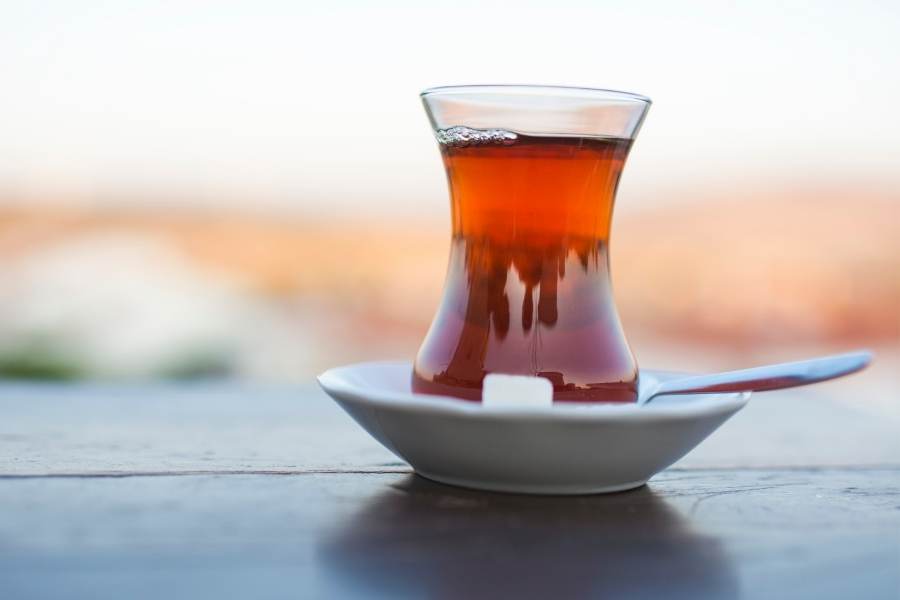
top-left (318, 475), bottom-right (738, 599)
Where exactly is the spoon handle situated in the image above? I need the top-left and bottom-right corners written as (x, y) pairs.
top-left (646, 350), bottom-right (872, 403)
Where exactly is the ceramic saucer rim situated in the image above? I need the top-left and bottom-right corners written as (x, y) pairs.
top-left (318, 360), bottom-right (750, 423)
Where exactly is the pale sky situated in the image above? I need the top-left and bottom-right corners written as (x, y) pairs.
top-left (0, 1), bottom-right (897, 216)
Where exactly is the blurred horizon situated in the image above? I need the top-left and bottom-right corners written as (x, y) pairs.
top-left (0, 1), bottom-right (896, 392)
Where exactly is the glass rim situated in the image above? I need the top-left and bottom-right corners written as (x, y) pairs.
top-left (420, 84), bottom-right (651, 104)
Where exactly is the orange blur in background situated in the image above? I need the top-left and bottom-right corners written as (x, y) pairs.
top-left (0, 183), bottom-right (896, 383)
top-left (0, 2), bottom-right (896, 398)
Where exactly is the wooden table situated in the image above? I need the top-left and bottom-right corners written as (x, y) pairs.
top-left (1, 380), bottom-right (898, 599)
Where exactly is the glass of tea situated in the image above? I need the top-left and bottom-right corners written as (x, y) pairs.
top-left (413, 85), bottom-right (651, 403)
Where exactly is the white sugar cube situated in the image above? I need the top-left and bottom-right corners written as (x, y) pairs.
top-left (482, 374), bottom-right (553, 408)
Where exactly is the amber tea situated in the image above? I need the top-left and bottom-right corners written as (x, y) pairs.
top-left (413, 127), bottom-right (639, 402)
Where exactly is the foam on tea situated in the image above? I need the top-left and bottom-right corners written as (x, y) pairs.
top-left (413, 127), bottom-right (639, 403)
top-left (435, 126), bottom-right (518, 147)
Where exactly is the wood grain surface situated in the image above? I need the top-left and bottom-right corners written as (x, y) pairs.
top-left (1, 382), bottom-right (898, 599)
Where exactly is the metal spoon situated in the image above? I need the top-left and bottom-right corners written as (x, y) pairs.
top-left (640, 350), bottom-right (872, 405)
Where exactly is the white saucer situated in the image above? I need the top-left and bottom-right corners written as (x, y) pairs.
top-left (318, 361), bottom-right (749, 495)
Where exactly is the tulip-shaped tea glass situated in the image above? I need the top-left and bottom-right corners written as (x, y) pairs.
top-left (413, 85), bottom-right (651, 403)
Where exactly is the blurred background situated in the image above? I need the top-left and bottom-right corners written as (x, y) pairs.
top-left (0, 1), bottom-right (896, 401)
